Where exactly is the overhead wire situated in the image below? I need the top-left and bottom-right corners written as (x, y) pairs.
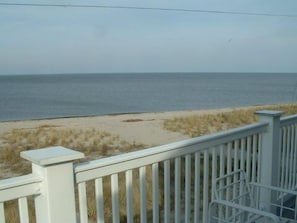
top-left (0, 2), bottom-right (297, 18)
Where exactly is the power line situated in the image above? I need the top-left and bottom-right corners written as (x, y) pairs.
top-left (0, 2), bottom-right (297, 18)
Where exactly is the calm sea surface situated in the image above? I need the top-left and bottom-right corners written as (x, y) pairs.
top-left (0, 73), bottom-right (296, 121)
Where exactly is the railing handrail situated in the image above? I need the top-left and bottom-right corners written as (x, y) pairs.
top-left (75, 122), bottom-right (268, 183)
top-left (0, 174), bottom-right (42, 202)
top-left (280, 114), bottom-right (297, 128)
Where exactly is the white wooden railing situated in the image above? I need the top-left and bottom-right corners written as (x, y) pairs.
top-left (75, 121), bottom-right (267, 223)
top-left (0, 110), bottom-right (296, 223)
top-left (0, 174), bottom-right (42, 223)
top-left (279, 114), bottom-right (297, 191)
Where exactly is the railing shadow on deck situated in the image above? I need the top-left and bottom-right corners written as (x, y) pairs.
top-left (1, 110), bottom-right (297, 223)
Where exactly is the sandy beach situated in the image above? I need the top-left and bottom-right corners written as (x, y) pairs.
top-left (0, 107), bottom-right (240, 147)
top-left (0, 104), bottom-right (296, 179)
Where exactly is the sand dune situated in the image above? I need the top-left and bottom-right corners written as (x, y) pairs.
top-left (0, 107), bottom-right (247, 146)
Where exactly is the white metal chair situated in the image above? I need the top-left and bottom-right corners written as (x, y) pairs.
top-left (208, 170), bottom-right (297, 223)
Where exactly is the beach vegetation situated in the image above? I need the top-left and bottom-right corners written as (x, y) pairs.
top-left (163, 104), bottom-right (297, 137)
top-left (0, 126), bottom-right (145, 223)
top-left (0, 126), bottom-right (144, 177)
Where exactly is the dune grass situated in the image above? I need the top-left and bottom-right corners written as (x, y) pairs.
top-left (0, 126), bottom-right (145, 222)
top-left (163, 104), bottom-right (297, 137)
top-left (0, 126), bottom-right (144, 177)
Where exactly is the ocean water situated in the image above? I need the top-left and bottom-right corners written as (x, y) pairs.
top-left (0, 73), bottom-right (296, 121)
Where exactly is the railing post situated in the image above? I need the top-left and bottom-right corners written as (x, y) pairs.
top-left (21, 146), bottom-right (84, 223)
top-left (255, 110), bottom-right (283, 211)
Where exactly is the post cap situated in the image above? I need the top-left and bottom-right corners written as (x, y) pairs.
top-left (254, 110), bottom-right (284, 117)
top-left (21, 146), bottom-right (85, 166)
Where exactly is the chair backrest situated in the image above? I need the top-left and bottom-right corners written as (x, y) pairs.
top-left (214, 170), bottom-right (256, 208)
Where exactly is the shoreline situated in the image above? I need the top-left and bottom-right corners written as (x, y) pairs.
top-left (0, 103), bottom-right (277, 123)
top-left (0, 103), bottom-right (279, 123)
top-left (0, 104), bottom-right (289, 146)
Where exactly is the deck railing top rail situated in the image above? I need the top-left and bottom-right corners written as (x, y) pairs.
top-left (280, 113), bottom-right (297, 127)
top-left (0, 174), bottom-right (42, 202)
top-left (75, 122), bottom-right (268, 183)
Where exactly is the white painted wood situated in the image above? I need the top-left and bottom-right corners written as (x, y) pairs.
top-left (78, 182), bottom-right (88, 223)
top-left (240, 138), bottom-right (246, 205)
top-left (202, 150), bottom-right (209, 223)
top-left (125, 170), bottom-right (133, 223)
top-left (139, 167), bottom-right (147, 223)
top-left (75, 122), bottom-right (268, 182)
top-left (111, 174), bottom-right (120, 223)
top-left (226, 142), bottom-right (232, 217)
top-left (233, 140), bottom-right (239, 213)
top-left (219, 145), bottom-right (225, 221)
top-left (18, 197), bottom-right (29, 223)
top-left (0, 174), bottom-right (41, 202)
top-left (293, 124), bottom-right (297, 189)
top-left (280, 114), bottom-right (297, 127)
top-left (252, 134), bottom-right (258, 183)
top-left (257, 134), bottom-right (262, 183)
top-left (185, 154), bottom-right (191, 223)
top-left (234, 140), bottom-right (239, 172)
top-left (211, 148), bottom-right (217, 201)
top-left (289, 126), bottom-right (294, 188)
top-left (281, 128), bottom-right (286, 189)
top-left (174, 157), bottom-right (181, 223)
top-left (0, 202), bottom-right (5, 223)
top-left (21, 146), bottom-right (84, 166)
top-left (231, 139), bottom-right (239, 214)
top-left (289, 125), bottom-right (296, 190)
top-left (285, 126), bottom-right (290, 189)
top-left (256, 111), bottom-right (283, 185)
top-left (226, 143), bottom-right (232, 174)
top-left (246, 136), bottom-right (252, 181)
top-left (95, 178), bottom-right (105, 223)
top-left (240, 138), bottom-right (246, 171)
top-left (279, 114), bottom-right (297, 190)
top-left (255, 110), bottom-right (283, 212)
top-left (282, 127), bottom-right (287, 189)
top-left (33, 163), bottom-right (79, 223)
top-left (219, 145), bottom-right (225, 178)
top-left (22, 147), bottom-right (83, 223)
top-left (164, 160), bottom-right (170, 223)
top-left (194, 152), bottom-right (200, 223)
top-left (152, 163), bottom-right (159, 223)
top-left (0, 174), bottom-right (41, 191)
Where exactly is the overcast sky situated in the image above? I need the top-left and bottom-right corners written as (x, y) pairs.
top-left (0, 0), bottom-right (297, 75)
